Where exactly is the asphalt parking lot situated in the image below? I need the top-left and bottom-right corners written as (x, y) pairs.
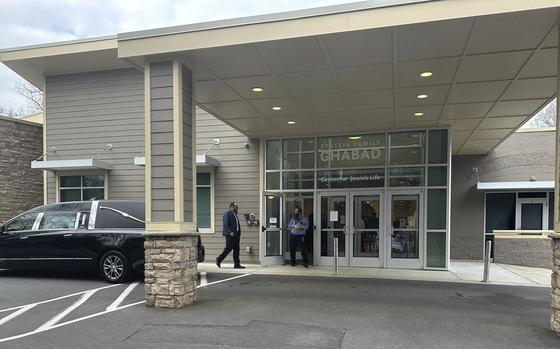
top-left (0, 269), bottom-right (559, 348)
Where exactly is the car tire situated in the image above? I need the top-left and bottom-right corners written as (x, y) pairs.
top-left (99, 250), bottom-right (131, 283)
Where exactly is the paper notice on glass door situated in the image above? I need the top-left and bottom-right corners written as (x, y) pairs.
top-left (329, 211), bottom-right (338, 222)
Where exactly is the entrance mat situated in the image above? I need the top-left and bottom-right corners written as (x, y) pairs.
top-left (127, 320), bottom-right (346, 348)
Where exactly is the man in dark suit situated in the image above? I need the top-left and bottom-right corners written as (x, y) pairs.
top-left (216, 202), bottom-right (245, 269)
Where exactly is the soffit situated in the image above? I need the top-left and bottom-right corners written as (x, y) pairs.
top-left (187, 7), bottom-right (560, 155)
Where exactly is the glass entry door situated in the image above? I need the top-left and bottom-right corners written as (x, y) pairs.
top-left (261, 194), bottom-right (284, 266)
top-left (318, 193), bottom-right (349, 267)
top-left (387, 191), bottom-right (423, 269)
top-left (350, 193), bottom-right (383, 267)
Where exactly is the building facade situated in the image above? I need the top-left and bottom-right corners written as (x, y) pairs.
top-left (1, 0), bottom-right (560, 270)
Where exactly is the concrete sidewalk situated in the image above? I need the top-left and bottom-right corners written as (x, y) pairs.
top-left (199, 260), bottom-right (552, 287)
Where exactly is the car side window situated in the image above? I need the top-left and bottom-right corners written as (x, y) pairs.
top-left (4, 213), bottom-right (39, 232)
top-left (38, 212), bottom-right (78, 230)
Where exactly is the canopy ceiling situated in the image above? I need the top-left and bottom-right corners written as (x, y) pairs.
top-left (187, 7), bottom-right (559, 154)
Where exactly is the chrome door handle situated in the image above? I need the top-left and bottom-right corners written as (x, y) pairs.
top-left (19, 236), bottom-right (28, 240)
top-left (63, 233), bottom-right (73, 238)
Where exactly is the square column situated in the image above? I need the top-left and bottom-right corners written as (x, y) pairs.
top-left (143, 60), bottom-right (198, 309)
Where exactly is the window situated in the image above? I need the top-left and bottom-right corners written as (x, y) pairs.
top-left (38, 212), bottom-right (78, 230)
top-left (60, 175), bottom-right (105, 202)
top-left (4, 212), bottom-right (39, 232)
top-left (485, 193), bottom-right (516, 233)
top-left (197, 172), bottom-right (212, 230)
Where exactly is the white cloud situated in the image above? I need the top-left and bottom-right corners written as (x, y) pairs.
top-left (0, 0), bottom-right (355, 111)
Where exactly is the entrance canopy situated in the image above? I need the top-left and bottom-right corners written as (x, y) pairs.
top-left (1, 0), bottom-right (560, 154)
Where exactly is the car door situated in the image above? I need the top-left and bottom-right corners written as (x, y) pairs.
top-left (27, 211), bottom-right (81, 260)
top-left (0, 212), bottom-right (41, 261)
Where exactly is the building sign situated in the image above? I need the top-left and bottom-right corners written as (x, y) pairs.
top-left (317, 169), bottom-right (385, 189)
top-left (317, 134), bottom-right (386, 168)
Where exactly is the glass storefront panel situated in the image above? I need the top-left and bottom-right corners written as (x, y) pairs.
top-left (390, 131), bottom-right (425, 147)
top-left (317, 134), bottom-right (385, 169)
top-left (388, 167), bottom-right (424, 187)
top-left (428, 129), bottom-right (448, 164)
top-left (266, 140), bottom-right (281, 170)
top-left (266, 172), bottom-right (280, 190)
top-left (317, 168), bottom-right (385, 189)
top-left (427, 189), bottom-right (446, 230)
top-left (283, 171), bottom-right (314, 190)
top-left (426, 231), bottom-right (446, 268)
top-left (283, 138), bottom-right (315, 170)
top-left (428, 166), bottom-right (447, 186)
top-left (389, 147), bottom-right (424, 165)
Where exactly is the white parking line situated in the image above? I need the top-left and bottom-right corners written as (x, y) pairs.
top-left (106, 282), bottom-right (140, 311)
top-left (0, 283), bottom-right (121, 315)
top-left (0, 273), bottom-right (253, 344)
top-left (0, 304), bottom-right (37, 326)
top-left (35, 289), bottom-right (98, 332)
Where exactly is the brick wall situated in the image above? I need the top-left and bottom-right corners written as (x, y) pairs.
top-left (0, 116), bottom-right (43, 224)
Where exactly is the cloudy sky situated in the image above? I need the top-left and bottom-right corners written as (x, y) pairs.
top-left (0, 0), bottom-right (355, 112)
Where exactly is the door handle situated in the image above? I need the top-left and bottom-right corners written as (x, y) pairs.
top-left (19, 236), bottom-right (28, 240)
top-left (63, 233), bottom-right (73, 238)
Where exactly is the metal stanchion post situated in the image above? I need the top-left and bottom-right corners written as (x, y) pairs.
top-left (482, 240), bottom-right (492, 283)
top-left (333, 236), bottom-right (339, 276)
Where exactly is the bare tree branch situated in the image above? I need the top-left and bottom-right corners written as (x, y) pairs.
top-left (14, 79), bottom-right (43, 114)
top-left (0, 105), bottom-right (26, 118)
top-left (523, 98), bottom-right (556, 128)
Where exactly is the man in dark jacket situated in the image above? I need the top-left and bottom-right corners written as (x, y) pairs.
top-left (216, 202), bottom-right (245, 269)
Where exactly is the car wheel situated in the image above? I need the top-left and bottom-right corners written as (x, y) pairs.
top-left (99, 250), bottom-right (130, 283)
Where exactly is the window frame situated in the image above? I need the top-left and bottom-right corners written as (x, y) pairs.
top-left (196, 170), bottom-right (214, 233)
top-left (57, 172), bottom-right (108, 203)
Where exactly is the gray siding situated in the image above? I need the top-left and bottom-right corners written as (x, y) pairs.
top-left (196, 108), bottom-right (261, 264)
top-left (45, 67), bottom-right (262, 263)
top-left (149, 62), bottom-right (174, 222)
top-left (451, 130), bottom-right (555, 260)
top-left (182, 65), bottom-right (194, 222)
top-left (45, 68), bottom-right (145, 203)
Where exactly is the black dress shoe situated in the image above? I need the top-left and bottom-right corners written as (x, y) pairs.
top-left (303, 264), bottom-right (309, 268)
top-left (234, 265), bottom-right (246, 269)
top-left (216, 257), bottom-right (221, 268)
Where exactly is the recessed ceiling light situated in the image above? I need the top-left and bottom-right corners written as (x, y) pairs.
top-left (420, 71), bottom-right (433, 78)
top-left (287, 121), bottom-right (296, 125)
top-left (417, 94), bottom-right (428, 99)
top-left (348, 136), bottom-right (362, 140)
top-left (272, 106), bottom-right (282, 111)
top-left (414, 112), bottom-right (424, 117)
top-left (252, 87), bottom-right (264, 92)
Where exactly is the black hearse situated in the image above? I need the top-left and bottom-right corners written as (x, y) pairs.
top-left (0, 201), bottom-right (204, 283)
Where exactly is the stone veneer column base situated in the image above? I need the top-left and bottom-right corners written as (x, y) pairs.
top-left (144, 232), bottom-right (198, 309)
top-left (550, 233), bottom-right (560, 334)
